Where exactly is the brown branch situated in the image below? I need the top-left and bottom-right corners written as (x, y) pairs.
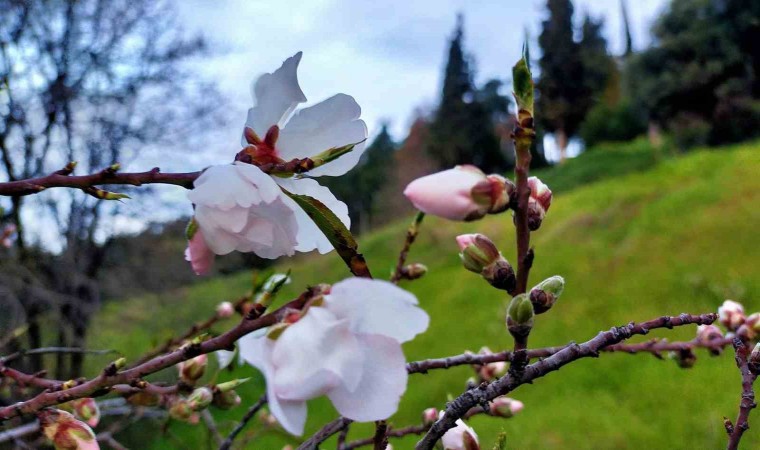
top-left (0, 166), bottom-right (200, 197)
top-left (297, 417), bottom-right (353, 450)
top-left (415, 313), bottom-right (717, 449)
top-left (390, 212), bottom-right (424, 284)
top-left (406, 336), bottom-right (732, 374)
top-left (372, 420), bottom-right (388, 450)
top-left (342, 424), bottom-right (430, 450)
top-left (726, 338), bottom-right (759, 450)
top-left (218, 394), bottom-right (267, 450)
top-left (0, 288), bottom-right (317, 421)
top-left (130, 294), bottom-right (250, 367)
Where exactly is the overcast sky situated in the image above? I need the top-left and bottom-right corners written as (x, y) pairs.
top-left (175, 0), bottom-right (668, 155)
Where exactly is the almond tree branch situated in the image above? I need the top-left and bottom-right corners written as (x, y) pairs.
top-left (298, 417), bottom-right (353, 450)
top-left (726, 338), bottom-right (759, 450)
top-left (406, 336), bottom-right (732, 374)
top-left (130, 294), bottom-right (251, 367)
top-left (0, 167), bottom-right (200, 196)
top-left (0, 288), bottom-right (318, 421)
top-left (415, 312), bottom-right (717, 449)
top-left (218, 394), bottom-right (267, 450)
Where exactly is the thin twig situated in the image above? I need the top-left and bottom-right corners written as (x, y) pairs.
top-left (726, 338), bottom-right (759, 450)
top-left (0, 288), bottom-right (318, 421)
top-left (390, 212), bottom-right (425, 284)
top-left (218, 394), bottom-right (267, 450)
top-left (1, 347), bottom-right (118, 364)
top-left (415, 313), bottom-right (717, 449)
top-left (297, 417), bottom-right (353, 450)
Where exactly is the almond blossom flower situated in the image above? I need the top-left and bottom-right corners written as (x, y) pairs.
top-left (440, 411), bottom-right (479, 450)
top-left (718, 300), bottom-right (745, 331)
top-left (404, 166), bottom-right (513, 221)
top-left (186, 52), bottom-right (366, 271)
top-left (238, 278), bottom-right (429, 436)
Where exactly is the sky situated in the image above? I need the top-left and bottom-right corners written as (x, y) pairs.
top-left (175, 0), bottom-right (668, 161)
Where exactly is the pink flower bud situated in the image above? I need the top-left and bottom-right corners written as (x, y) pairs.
top-left (187, 387), bottom-right (214, 411)
top-left (476, 347), bottom-right (507, 381)
top-left (169, 398), bottom-right (196, 422)
top-left (695, 324), bottom-right (723, 345)
top-left (526, 177), bottom-right (552, 231)
top-left (718, 300), bottom-right (745, 331)
top-left (405, 166), bottom-right (511, 221)
top-left (70, 398), bottom-right (100, 428)
top-left (457, 235), bottom-right (516, 292)
top-left (177, 354), bottom-right (207, 384)
top-left (185, 228), bottom-right (214, 275)
top-left (490, 396), bottom-right (524, 418)
top-left (38, 409), bottom-right (99, 450)
top-left (422, 407), bottom-right (438, 425)
top-left (440, 410), bottom-right (480, 450)
top-left (216, 301), bottom-right (235, 318)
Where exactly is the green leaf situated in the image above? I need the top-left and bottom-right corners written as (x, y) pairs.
top-left (281, 187), bottom-right (372, 278)
top-left (512, 56), bottom-right (534, 117)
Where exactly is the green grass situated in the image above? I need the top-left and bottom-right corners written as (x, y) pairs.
top-left (86, 141), bottom-right (759, 449)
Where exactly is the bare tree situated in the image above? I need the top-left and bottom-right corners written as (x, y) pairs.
top-left (0, 0), bottom-right (222, 376)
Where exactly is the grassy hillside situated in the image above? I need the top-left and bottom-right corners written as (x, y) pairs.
top-left (87, 141), bottom-right (759, 449)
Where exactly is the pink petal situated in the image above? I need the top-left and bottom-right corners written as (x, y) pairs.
top-left (185, 229), bottom-right (214, 275)
top-left (403, 167), bottom-right (486, 220)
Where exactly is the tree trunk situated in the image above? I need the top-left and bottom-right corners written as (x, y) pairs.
top-left (556, 129), bottom-right (568, 163)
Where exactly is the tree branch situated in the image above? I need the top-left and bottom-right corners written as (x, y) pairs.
top-left (0, 288), bottom-right (318, 421)
top-left (390, 212), bottom-right (425, 284)
top-left (297, 417), bottom-right (353, 450)
top-left (415, 312), bottom-right (717, 449)
top-left (726, 338), bottom-right (758, 450)
top-left (218, 394), bottom-right (267, 450)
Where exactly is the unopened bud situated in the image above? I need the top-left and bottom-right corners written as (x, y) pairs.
top-left (749, 343), bottom-right (760, 374)
top-left (457, 234), bottom-right (515, 292)
top-left (213, 389), bottom-right (242, 410)
top-left (471, 174), bottom-right (516, 215)
top-left (70, 398), bottom-right (100, 428)
top-left (440, 410), bottom-right (480, 450)
top-left (526, 177), bottom-right (552, 231)
top-left (38, 409), bottom-right (98, 450)
top-left (216, 378), bottom-right (250, 393)
top-left (507, 293), bottom-right (534, 339)
top-left (671, 348), bottom-right (697, 369)
top-left (216, 301), bottom-right (235, 318)
top-left (178, 354), bottom-right (207, 384)
top-left (718, 300), bottom-right (746, 331)
top-left (476, 347), bottom-right (506, 381)
top-left (422, 407), bottom-right (438, 425)
top-left (695, 324), bottom-right (724, 355)
top-left (402, 263), bottom-right (428, 280)
top-left (457, 234), bottom-right (499, 272)
top-left (169, 399), bottom-right (196, 422)
top-left (529, 276), bottom-right (565, 314)
top-left (187, 387), bottom-right (213, 411)
top-left (739, 313), bottom-right (760, 341)
top-left (489, 396), bottom-right (524, 418)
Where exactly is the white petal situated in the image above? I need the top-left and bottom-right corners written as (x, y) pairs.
top-left (271, 307), bottom-right (363, 399)
top-left (325, 278), bottom-right (429, 343)
top-left (277, 94), bottom-right (368, 177)
top-left (327, 334), bottom-right (407, 422)
top-left (215, 348), bottom-right (236, 370)
top-left (237, 333), bottom-right (308, 436)
top-left (242, 52), bottom-right (307, 142)
top-left (276, 177), bottom-right (350, 254)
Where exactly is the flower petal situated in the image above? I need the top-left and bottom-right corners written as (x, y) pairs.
top-left (185, 229), bottom-right (215, 275)
top-left (276, 177), bottom-right (350, 254)
top-left (237, 333), bottom-right (307, 436)
top-left (271, 307), bottom-right (363, 399)
top-left (242, 52), bottom-right (307, 142)
top-left (277, 94), bottom-right (368, 177)
top-left (327, 333), bottom-right (407, 422)
top-left (325, 278), bottom-right (429, 343)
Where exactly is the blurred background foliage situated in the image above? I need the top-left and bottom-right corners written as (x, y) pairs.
top-left (0, 0), bottom-right (758, 448)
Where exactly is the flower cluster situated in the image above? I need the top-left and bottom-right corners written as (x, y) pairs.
top-left (185, 52), bottom-right (367, 274)
top-left (239, 278), bottom-right (429, 435)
